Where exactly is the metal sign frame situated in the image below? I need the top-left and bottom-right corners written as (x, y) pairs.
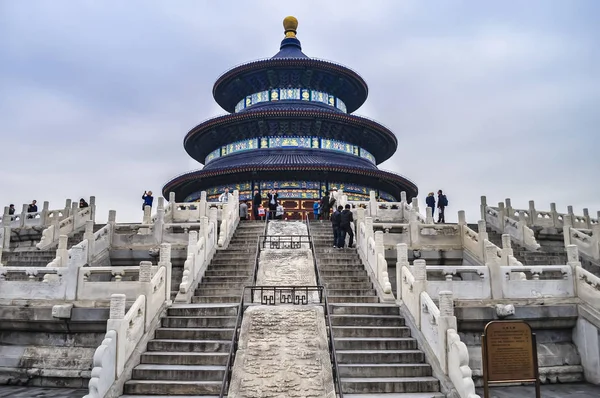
top-left (481, 320), bottom-right (541, 398)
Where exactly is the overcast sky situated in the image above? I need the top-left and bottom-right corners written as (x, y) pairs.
top-left (1, 0), bottom-right (598, 223)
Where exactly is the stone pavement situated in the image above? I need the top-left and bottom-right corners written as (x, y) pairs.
top-left (0, 386), bottom-right (87, 397)
top-left (477, 382), bottom-right (600, 397)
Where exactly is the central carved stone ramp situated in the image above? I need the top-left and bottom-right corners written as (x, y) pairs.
top-left (309, 221), bottom-right (443, 397)
top-left (120, 222), bottom-right (263, 397)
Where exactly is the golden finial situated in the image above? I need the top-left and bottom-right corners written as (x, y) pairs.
top-left (283, 16), bottom-right (298, 38)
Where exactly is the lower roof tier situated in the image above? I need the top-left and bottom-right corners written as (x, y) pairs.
top-left (163, 164), bottom-right (418, 203)
top-left (183, 109), bottom-right (398, 165)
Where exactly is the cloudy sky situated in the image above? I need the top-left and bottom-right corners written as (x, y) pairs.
top-left (1, 0), bottom-right (598, 223)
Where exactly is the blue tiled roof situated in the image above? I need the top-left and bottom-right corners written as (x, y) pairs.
top-left (272, 37), bottom-right (308, 59)
top-left (203, 150), bottom-right (376, 171)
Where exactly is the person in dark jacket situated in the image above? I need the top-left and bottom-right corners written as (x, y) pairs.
top-left (425, 192), bottom-right (435, 221)
top-left (320, 191), bottom-right (331, 221)
top-left (79, 198), bottom-right (89, 208)
top-left (8, 204), bottom-right (15, 215)
top-left (266, 189), bottom-right (278, 219)
top-left (142, 191), bottom-right (153, 211)
top-left (339, 204), bottom-right (355, 248)
top-left (331, 205), bottom-right (343, 248)
top-left (252, 192), bottom-right (262, 220)
top-left (437, 190), bottom-right (448, 223)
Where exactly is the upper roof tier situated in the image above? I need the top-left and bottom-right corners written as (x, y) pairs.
top-left (213, 16), bottom-right (369, 114)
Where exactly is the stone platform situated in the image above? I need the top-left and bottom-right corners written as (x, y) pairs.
top-left (0, 386), bottom-right (87, 397)
top-left (476, 382), bottom-right (600, 397)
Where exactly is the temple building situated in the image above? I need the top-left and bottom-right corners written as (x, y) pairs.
top-left (163, 16), bottom-right (418, 213)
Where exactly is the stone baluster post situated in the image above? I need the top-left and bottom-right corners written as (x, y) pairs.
top-left (57, 235), bottom-right (69, 267)
top-left (411, 197), bottom-right (420, 215)
top-left (365, 216), bottom-right (374, 243)
top-left (400, 191), bottom-right (407, 221)
top-left (375, 231), bottom-right (385, 284)
top-left (438, 291), bottom-right (458, 373)
top-left (409, 210), bottom-right (420, 248)
top-left (188, 230), bottom-right (198, 265)
top-left (41, 201), bottom-right (50, 226)
top-left (71, 202), bottom-right (79, 231)
top-left (167, 192), bottom-right (176, 223)
top-left (412, 259), bottom-right (428, 327)
top-left (20, 204), bottom-right (27, 227)
top-left (485, 243), bottom-right (502, 299)
top-left (2, 206), bottom-right (10, 227)
top-left (583, 208), bottom-right (591, 230)
top-left (84, 220), bottom-right (95, 263)
top-left (139, 261), bottom-right (153, 285)
top-left (108, 210), bottom-right (116, 244)
top-left (356, 207), bottom-right (366, 226)
top-left (528, 200), bottom-right (537, 227)
top-left (480, 196), bottom-right (488, 222)
top-left (154, 198), bottom-right (165, 243)
top-left (501, 234), bottom-right (513, 266)
top-left (566, 245), bottom-right (581, 295)
top-left (563, 216), bottom-right (572, 247)
top-left (89, 196), bottom-right (96, 223)
top-left (497, 202), bottom-right (506, 232)
top-left (209, 207), bottom-right (218, 246)
top-left (457, 210), bottom-right (466, 246)
top-left (550, 202), bottom-right (559, 227)
top-left (64, 199), bottom-right (72, 218)
top-left (369, 191), bottom-right (377, 218)
top-left (396, 243), bottom-right (409, 300)
top-left (426, 207), bottom-right (433, 224)
top-left (199, 191), bottom-right (207, 219)
top-left (477, 220), bottom-right (488, 258)
top-left (109, 293), bottom-right (126, 320)
top-left (567, 205), bottom-right (576, 228)
top-left (200, 216), bottom-right (209, 262)
top-left (505, 198), bottom-right (513, 220)
top-left (591, 224), bottom-right (600, 260)
top-left (159, 243), bottom-right (173, 303)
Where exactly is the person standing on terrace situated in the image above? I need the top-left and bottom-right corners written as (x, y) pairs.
top-left (219, 188), bottom-right (230, 203)
top-left (426, 192), bottom-right (435, 220)
top-left (142, 191), bottom-right (153, 211)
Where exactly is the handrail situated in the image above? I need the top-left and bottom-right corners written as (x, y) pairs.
top-left (305, 218), bottom-right (345, 398)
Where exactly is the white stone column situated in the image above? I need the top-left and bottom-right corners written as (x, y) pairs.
top-left (199, 191), bottom-right (207, 219)
top-left (400, 191), bottom-right (407, 221)
top-left (591, 224), bottom-right (600, 260)
top-left (375, 230), bottom-right (385, 285)
top-left (409, 212), bottom-right (420, 248)
top-left (108, 210), bottom-right (116, 244)
top-left (566, 244), bottom-right (580, 296)
top-left (209, 207), bottom-right (218, 246)
top-left (528, 200), bottom-right (537, 227)
top-left (497, 202), bottom-right (506, 232)
top-left (501, 234), bottom-right (513, 266)
top-left (480, 196), bottom-right (487, 222)
top-left (412, 259), bottom-right (428, 327)
top-left (365, 216), bottom-right (374, 242)
top-left (396, 243), bottom-right (409, 300)
top-left (563, 216), bottom-right (572, 247)
top-left (71, 202), bottom-right (79, 229)
top-left (57, 235), bottom-right (69, 267)
top-left (89, 196), bottom-right (96, 223)
top-left (41, 201), bottom-right (50, 226)
top-left (64, 199), bottom-right (72, 218)
top-left (84, 220), bottom-right (95, 263)
top-left (200, 216), bottom-right (209, 262)
top-left (2, 206), bottom-right (10, 227)
top-left (583, 208), bottom-right (591, 229)
top-left (438, 291), bottom-right (458, 374)
top-left (154, 198), bottom-right (165, 243)
top-left (143, 205), bottom-right (151, 225)
top-left (411, 197), bottom-right (420, 215)
top-left (477, 220), bottom-right (488, 258)
top-left (567, 205), bottom-right (576, 228)
top-left (485, 243), bottom-right (502, 299)
top-left (550, 202), bottom-right (559, 227)
top-left (356, 207), bottom-right (365, 226)
top-left (505, 198), bottom-right (513, 219)
top-left (19, 204), bottom-right (27, 227)
top-left (139, 261), bottom-right (153, 283)
top-left (159, 243), bottom-right (172, 303)
top-left (369, 191), bottom-right (377, 218)
top-left (109, 294), bottom-right (126, 320)
top-left (426, 207), bottom-right (433, 224)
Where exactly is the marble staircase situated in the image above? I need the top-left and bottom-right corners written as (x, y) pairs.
top-left (309, 222), bottom-right (444, 397)
top-left (120, 221), bottom-right (263, 397)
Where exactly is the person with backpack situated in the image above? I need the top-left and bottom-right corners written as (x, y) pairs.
top-left (331, 205), bottom-right (343, 248)
top-left (339, 204), bottom-right (355, 248)
top-left (437, 190), bottom-right (448, 223)
top-left (313, 201), bottom-right (320, 220)
top-left (319, 191), bottom-right (331, 221)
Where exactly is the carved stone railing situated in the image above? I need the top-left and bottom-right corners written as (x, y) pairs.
top-left (565, 224), bottom-right (600, 261)
top-left (36, 201), bottom-right (96, 250)
top-left (483, 204), bottom-right (540, 251)
top-left (500, 265), bottom-right (574, 298)
top-left (398, 267), bottom-right (480, 398)
top-left (421, 265), bottom-right (491, 300)
top-left (482, 196), bottom-right (599, 230)
top-left (357, 216), bottom-right (393, 300)
top-left (217, 190), bottom-right (240, 248)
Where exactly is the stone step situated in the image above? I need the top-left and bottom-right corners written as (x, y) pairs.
top-left (162, 316), bottom-right (237, 328)
top-left (339, 363), bottom-right (432, 378)
top-left (199, 282), bottom-right (248, 290)
top-left (328, 289), bottom-right (377, 296)
top-left (147, 339), bottom-right (230, 353)
top-left (321, 270), bottom-right (367, 277)
top-left (321, 276), bottom-right (371, 283)
top-left (341, 376), bottom-right (439, 394)
top-left (155, 328), bottom-right (234, 340)
top-left (333, 326), bottom-right (411, 338)
top-left (335, 337), bottom-right (418, 350)
top-left (123, 380), bottom-right (222, 395)
top-left (324, 282), bottom-right (373, 290)
top-left (141, 352), bottom-right (228, 365)
top-left (337, 350), bottom-right (425, 364)
top-left (191, 296), bottom-right (241, 304)
top-left (167, 304), bottom-right (238, 317)
top-left (331, 315), bottom-right (405, 326)
top-left (209, 258), bottom-right (255, 265)
top-left (330, 304), bottom-right (400, 316)
top-left (319, 258), bottom-right (364, 265)
top-left (131, 363), bottom-right (225, 381)
top-left (204, 269), bottom-right (253, 277)
top-left (328, 296), bottom-right (380, 303)
top-left (195, 287), bottom-right (244, 296)
top-left (319, 264), bottom-right (366, 271)
top-left (343, 394), bottom-right (444, 398)
top-left (202, 276), bottom-right (252, 283)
